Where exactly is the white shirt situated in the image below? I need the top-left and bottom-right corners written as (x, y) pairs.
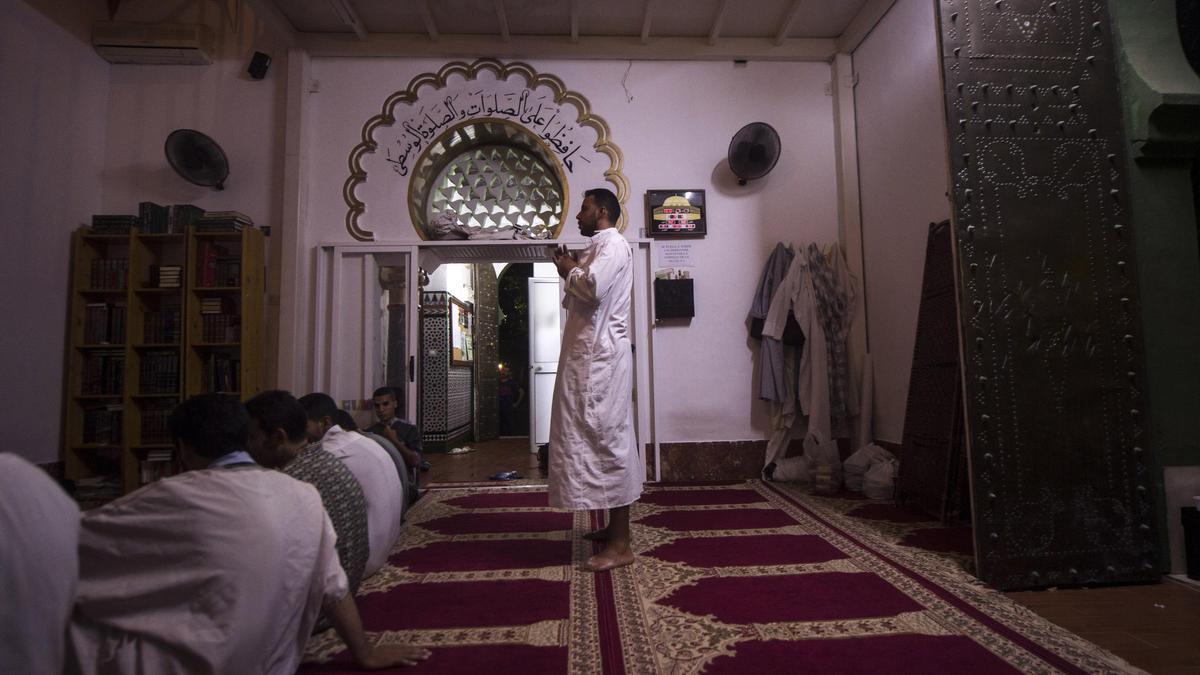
top-left (319, 425), bottom-right (405, 576)
top-left (69, 467), bottom-right (347, 675)
top-left (0, 454), bottom-right (79, 675)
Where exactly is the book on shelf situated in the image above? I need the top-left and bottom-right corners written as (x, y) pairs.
top-left (195, 241), bottom-right (228, 287)
top-left (149, 265), bottom-right (182, 288)
top-left (214, 257), bottom-right (241, 287)
top-left (140, 401), bottom-right (175, 444)
top-left (138, 202), bottom-right (168, 234)
top-left (82, 351), bottom-right (125, 395)
top-left (168, 204), bottom-right (205, 232)
top-left (73, 475), bottom-right (123, 503)
top-left (195, 211), bottom-right (252, 232)
top-left (143, 304), bottom-right (182, 343)
top-left (139, 351), bottom-right (180, 394)
top-left (84, 302), bottom-right (126, 344)
top-left (89, 259), bottom-right (129, 290)
top-left (200, 297), bottom-right (236, 314)
top-left (90, 215), bottom-right (138, 234)
top-left (201, 313), bottom-right (241, 343)
top-left (202, 353), bottom-right (241, 393)
top-left (140, 453), bottom-right (175, 484)
top-left (82, 403), bottom-right (123, 444)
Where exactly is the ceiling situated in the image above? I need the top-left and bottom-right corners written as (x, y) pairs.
top-left (253, 0), bottom-right (891, 60)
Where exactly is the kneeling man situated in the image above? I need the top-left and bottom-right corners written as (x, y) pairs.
top-left (68, 394), bottom-right (428, 673)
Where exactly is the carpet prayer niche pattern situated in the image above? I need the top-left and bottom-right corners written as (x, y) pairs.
top-left (300, 481), bottom-right (1140, 674)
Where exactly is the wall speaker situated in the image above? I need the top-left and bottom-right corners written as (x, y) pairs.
top-left (247, 51), bottom-right (271, 80)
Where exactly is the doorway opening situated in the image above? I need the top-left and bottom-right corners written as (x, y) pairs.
top-left (409, 259), bottom-right (561, 484)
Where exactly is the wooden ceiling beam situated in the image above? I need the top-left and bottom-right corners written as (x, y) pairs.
top-left (326, 0), bottom-right (368, 41)
top-left (418, 0), bottom-right (439, 42)
top-left (300, 33), bottom-right (836, 61)
top-left (775, 0), bottom-right (804, 46)
top-left (708, 0), bottom-right (729, 46)
top-left (569, 0), bottom-right (580, 43)
top-left (835, 0), bottom-right (897, 53)
top-left (494, 0), bottom-right (511, 42)
top-left (640, 0), bottom-right (657, 45)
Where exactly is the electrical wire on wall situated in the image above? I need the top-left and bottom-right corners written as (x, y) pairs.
top-left (621, 61), bottom-right (635, 104)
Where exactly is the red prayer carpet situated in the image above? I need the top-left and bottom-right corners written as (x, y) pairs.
top-left (299, 481), bottom-right (1140, 674)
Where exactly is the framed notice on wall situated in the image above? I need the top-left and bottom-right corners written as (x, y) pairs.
top-left (646, 189), bottom-right (706, 238)
top-left (450, 298), bottom-right (473, 364)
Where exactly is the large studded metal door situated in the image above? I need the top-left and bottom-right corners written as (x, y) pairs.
top-left (935, 0), bottom-right (1159, 589)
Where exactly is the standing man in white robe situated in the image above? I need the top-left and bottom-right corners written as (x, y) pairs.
top-left (549, 187), bottom-right (644, 572)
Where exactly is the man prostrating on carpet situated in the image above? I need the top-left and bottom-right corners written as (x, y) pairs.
top-left (549, 187), bottom-right (644, 572)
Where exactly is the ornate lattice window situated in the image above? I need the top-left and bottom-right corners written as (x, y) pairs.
top-left (409, 119), bottom-right (568, 240)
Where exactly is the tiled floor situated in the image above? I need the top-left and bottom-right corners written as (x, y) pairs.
top-left (424, 437), bottom-right (543, 484)
top-left (424, 446), bottom-right (1200, 672)
top-left (1008, 580), bottom-right (1200, 674)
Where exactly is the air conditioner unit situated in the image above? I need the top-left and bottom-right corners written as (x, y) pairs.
top-left (92, 22), bottom-right (215, 65)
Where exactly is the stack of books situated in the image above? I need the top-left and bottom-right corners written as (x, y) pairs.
top-left (91, 215), bottom-right (138, 234)
top-left (140, 450), bottom-right (175, 484)
top-left (150, 265), bottom-right (182, 288)
top-left (73, 475), bottom-right (122, 508)
top-left (200, 297), bottom-right (238, 343)
top-left (196, 211), bottom-right (252, 232)
top-left (84, 302), bottom-right (126, 344)
top-left (200, 297), bottom-right (234, 314)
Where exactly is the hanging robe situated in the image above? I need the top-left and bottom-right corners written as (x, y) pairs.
top-left (762, 256), bottom-right (836, 472)
top-left (747, 242), bottom-right (795, 402)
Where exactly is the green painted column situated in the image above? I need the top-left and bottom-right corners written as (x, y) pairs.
top-left (1111, 0), bottom-right (1200, 569)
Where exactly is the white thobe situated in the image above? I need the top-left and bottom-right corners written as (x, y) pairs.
top-left (320, 425), bottom-right (405, 576)
top-left (0, 454), bottom-right (79, 675)
top-left (548, 227), bottom-right (644, 510)
top-left (69, 467), bottom-right (348, 675)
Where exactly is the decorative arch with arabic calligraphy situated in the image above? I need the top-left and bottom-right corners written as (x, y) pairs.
top-left (344, 59), bottom-right (630, 241)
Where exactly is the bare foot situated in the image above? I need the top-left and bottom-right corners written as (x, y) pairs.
top-left (584, 547), bottom-right (634, 572)
top-left (582, 527), bottom-right (610, 541)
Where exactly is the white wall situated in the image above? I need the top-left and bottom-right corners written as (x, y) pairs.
top-left (1, 0), bottom-right (290, 464)
top-left (100, 1), bottom-right (292, 386)
top-left (294, 58), bottom-right (840, 444)
top-left (0, 0), bottom-right (110, 464)
top-left (853, 0), bottom-right (951, 443)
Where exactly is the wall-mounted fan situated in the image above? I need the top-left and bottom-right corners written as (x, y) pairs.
top-left (165, 129), bottom-right (229, 190)
top-left (727, 122), bottom-right (781, 186)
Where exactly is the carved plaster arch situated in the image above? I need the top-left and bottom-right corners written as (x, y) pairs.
top-left (344, 58), bottom-right (630, 241)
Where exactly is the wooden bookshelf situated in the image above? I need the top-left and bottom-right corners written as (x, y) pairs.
top-left (184, 227), bottom-right (265, 403)
top-left (64, 229), bottom-right (132, 491)
top-left (63, 224), bottom-right (265, 494)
